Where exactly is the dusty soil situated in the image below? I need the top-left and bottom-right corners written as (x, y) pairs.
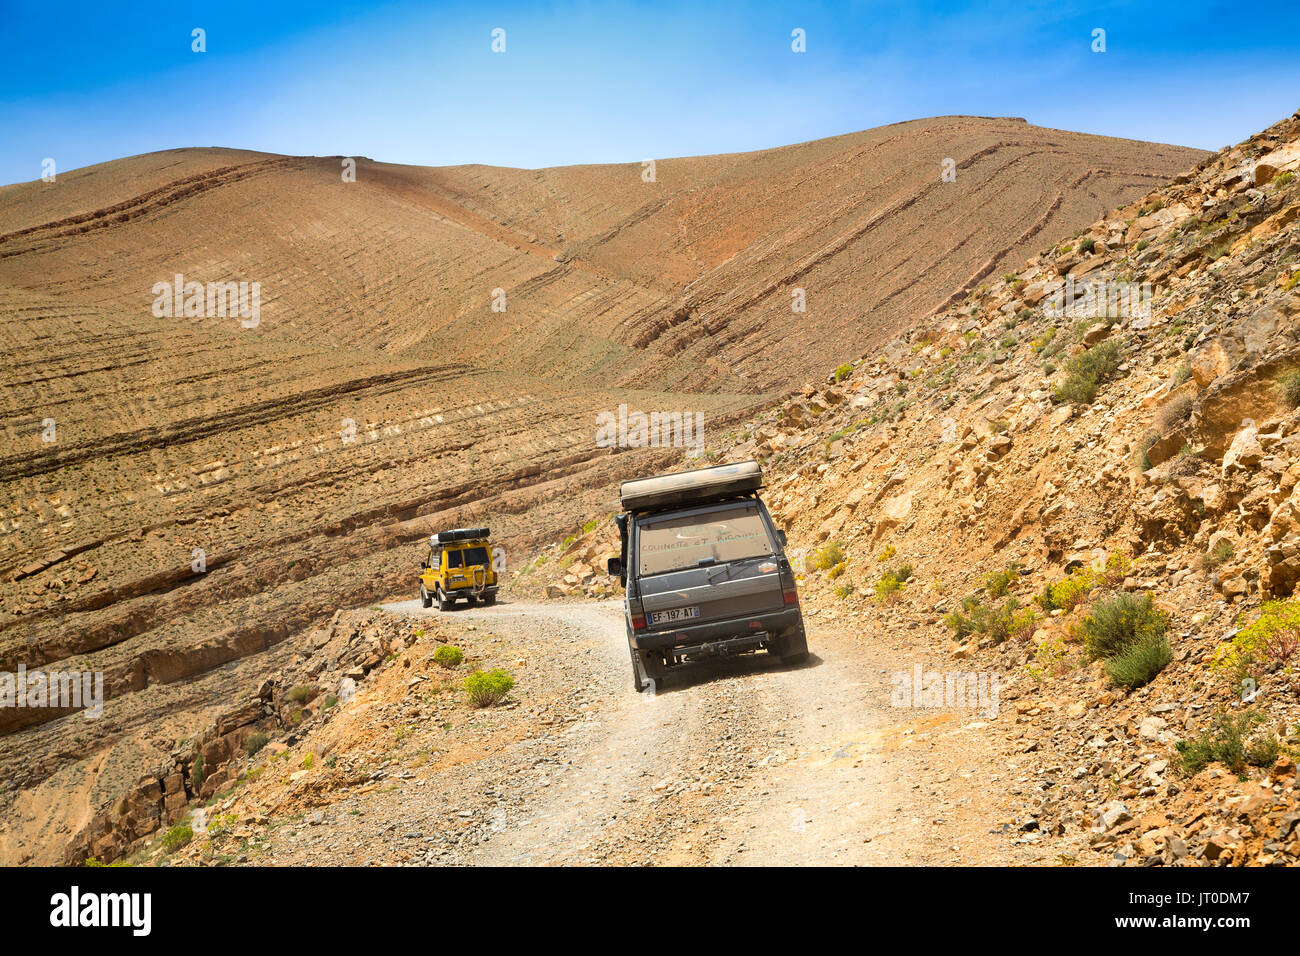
top-left (178, 598), bottom-right (1048, 867)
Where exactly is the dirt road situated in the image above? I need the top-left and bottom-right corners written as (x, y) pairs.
top-left (331, 597), bottom-right (1048, 866)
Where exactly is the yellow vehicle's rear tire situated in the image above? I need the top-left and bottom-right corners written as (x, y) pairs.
top-left (420, 582), bottom-right (433, 609)
top-left (437, 587), bottom-right (454, 612)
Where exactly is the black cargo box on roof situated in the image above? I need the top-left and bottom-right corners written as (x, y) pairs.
top-left (619, 460), bottom-right (762, 513)
top-left (433, 527), bottom-right (490, 544)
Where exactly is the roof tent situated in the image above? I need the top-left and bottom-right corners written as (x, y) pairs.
top-left (619, 460), bottom-right (762, 513)
top-left (431, 527), bottom-right (490, 545)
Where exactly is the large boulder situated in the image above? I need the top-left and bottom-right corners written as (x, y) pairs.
top-left (1222, 420), bottom-right (1264, 476)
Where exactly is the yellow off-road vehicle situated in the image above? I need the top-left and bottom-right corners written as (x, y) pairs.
top-left (419, 527), bottom-right (498, 610)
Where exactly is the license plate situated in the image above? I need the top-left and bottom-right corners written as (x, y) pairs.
top-left (649, 606), bottom-right (700, 625)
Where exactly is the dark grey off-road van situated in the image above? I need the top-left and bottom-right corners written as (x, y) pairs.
top-left (606, 460), bottom-right (808, 692)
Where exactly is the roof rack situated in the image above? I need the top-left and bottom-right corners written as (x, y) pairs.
top-left (619, 460), bottom-right (762, 513)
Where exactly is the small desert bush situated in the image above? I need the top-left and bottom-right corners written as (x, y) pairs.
top-left (433, 645), bottom-right (464, 668)
top-left (1280, 369), bottom-right (1300, 409)
top-left (983, 563), bottom-right (1020, 599)
top-left (873, 564), bottom-right (913, 603)
top-left (1174, 710), bottom-right (1270, 776)
top-left (244, 731), bottom-right (270, 756)
top-left (808, 541), bottom-right (845, 572)
top-left (1036, 554), bottom-right (1132, 613)
top-left (1200, 538), bottom-right (1235, 571)
top-left (944, 595), bottom-right (1035, 644)
top-left (834, 582), bottom-right (854, 600)
top-left (1132, 431), bottom-right (1157, 472)
top-left (1211, 598), bottom-right (1300, 685)
top-left (833, 363), bottom-right (852, 382)
top-left (287, 684), bottom-right (314, 704)
top-left (463, 669), bottom-right (514, 707)
top-left (1053, 339), bottom-right (1123, 405)
top-left (161, 825), bottom-right (193, 853)
top-left (1077, 237), bottom-right (1096, 254)
top-left (1035, 567), bottom-right (1099, 612)
top-left (1154, 394), bottom-right (1194, 433)
top-left (1104, 632), bottom-right (1173, 689)
top-left (1077, 592), bottom-right (1169, 662)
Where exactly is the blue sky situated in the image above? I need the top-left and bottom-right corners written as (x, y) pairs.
top-left (1, 0), bottom-right (1297, 186)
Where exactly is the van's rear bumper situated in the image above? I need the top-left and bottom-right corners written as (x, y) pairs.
top-left (632, 606), bottom-right (801, 653)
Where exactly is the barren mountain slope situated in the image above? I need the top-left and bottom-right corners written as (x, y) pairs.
top-left (0, 117), bottom-right (1201, 392)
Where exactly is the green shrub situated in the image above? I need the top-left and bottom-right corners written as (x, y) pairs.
top-left (943, 595), bottom-right (981, 639)
top-left (1247, 732), bottom-right (1280, 768)
top-left (983, 563), bottom-right (1020, 598)
top-left (1103, 633), bottom-right (1172, 689)
top-left (1211, 598), bottom-right (1300, 685)
top-left (833, 363), bottom-right (852, 382)
top-left (873, 564), bottom-right (913, 603)
top-left (161, 825), bottom-right (193, 852)
top-left (985, 598), bottom-right (1037, 644)
top-left (1280, 370), bottom-right (1300, 409)
top-left (244, 731), bottom-right (270, 756)
top-left (944, 595), bottom-right (1034, 644)
top-left (1174, 711), bottom-right (1265, 776)
top-left (1054, 339), bottom-right (1123, 405)
top-left (1035, 567), bottom-right (1099, 612)
top-left (463, 669), bottom-right (514, 707)
top-left (1077, 592), bottom-right (1169, 662)
top-left (287, 684), bottom-right (314, 704)
top-left (834, 582), bottom-right (854, 600)
top-left (433, 645), bottom-right (464, 668)
top-left (808, 541), bottom-right (845, 572)
top-left (1077, 237), bottom-right (1096, 254)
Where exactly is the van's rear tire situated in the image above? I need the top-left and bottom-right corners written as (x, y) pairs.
top-left (420, 583), bottom-right (433, 609)
top-left (630, 649), bottom-right (648, 692)
top-left (774, 623), bottom-right (809, 665)
top-left (437, 588), bottom-right (454, 612)
top-left (630, 649), bottom-right (665, 693)
top-left (482, 593), bottom-right (496, 606)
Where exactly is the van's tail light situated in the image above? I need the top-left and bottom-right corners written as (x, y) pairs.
top-left (631, 613), bottom-right (647, 630)
top-left (783, 585), bottom-right (799, 605)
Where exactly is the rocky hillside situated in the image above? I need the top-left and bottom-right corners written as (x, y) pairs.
top-left (534, 109), bottom-right (1300, 866)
